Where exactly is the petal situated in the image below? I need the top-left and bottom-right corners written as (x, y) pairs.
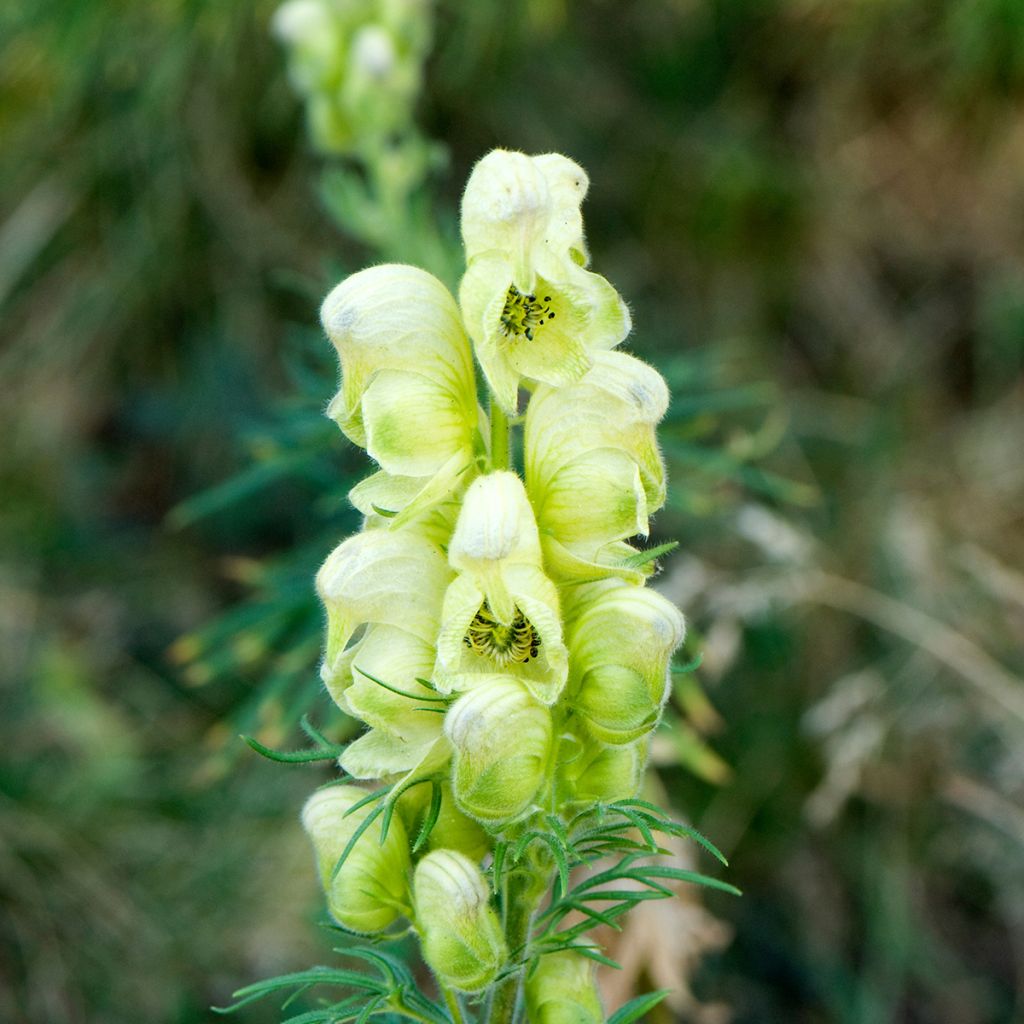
top-left (539, 535), bottom-right (653, 586)
top-left (361, 367), bottom-right (476, 478)
top-left (316, 529), bottom-right (451, 669)
top-left (460, 150), bottom-right (552, 276)
top-left (449, 472), bottom-right (543, 576)
top-left (458, 255), bottom-right (523, 412)
top-left (339, 728), bottom-right (441, 779)
top-left (331, 624), bottom-right (442, 744)
top-left (320, 264), bottom-right (474, 444)
top-left (530, 153), bottom-right (589, 261)
top-left (532, 447), bottom-right (650, 546)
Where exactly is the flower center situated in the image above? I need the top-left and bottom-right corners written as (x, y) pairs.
top-left (499, 285), bottom-right (556, 342)
top-left (463, 601), bottom-right (541, 665)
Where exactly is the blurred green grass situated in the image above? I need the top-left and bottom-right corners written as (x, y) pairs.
top-left (1, 1), bottom-right (1023, 1022)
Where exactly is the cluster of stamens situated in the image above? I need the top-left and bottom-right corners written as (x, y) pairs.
top-left (499, 285), bottom-right (556, 342)
top-left (463, 601), bottom-right (541, 665)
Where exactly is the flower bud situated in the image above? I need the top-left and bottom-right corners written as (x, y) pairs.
top-left (398, 782), bottom-right (490, 861)
top-left (567, 582), bottom-right (684, 744)
top-left (526, 951), bottom-right (603, 1024)
top-left (301, 785), bottom-right (411, 934)
top-left (413, 849), bottom-right (507, 991)
top-left (562, 737), bottom-right (647, 804)
top-left (445, 676), bottom-right (552, 823)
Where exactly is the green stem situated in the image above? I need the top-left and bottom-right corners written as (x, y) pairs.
top-left (489, 870), bottom-right (542, 1024)
top-left (489, 395), bottom-right (510, 472)
top-left (440, 982), bottom-right (467, 1024)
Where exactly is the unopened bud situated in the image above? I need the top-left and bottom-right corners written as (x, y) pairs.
top-left (413, 849), bottom-right (507, 991)
top-left (563, 738), bottom-right (646, 804)
top-left (568, 582), bottom-right (684, 744)
top-left (526, 951), bottom-right (603, 1024)
top-left (301, 785), bottom-right (411, 934)
top-left (445, 676), bottom-right (552, 823)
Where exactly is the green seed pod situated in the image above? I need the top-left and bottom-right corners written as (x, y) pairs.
top-left (562, 737), bottom-right (646, 805)
top-left (526, 951), bottom-right (604, 1024)
top-left (444, 676), bottom-right (553, 823)
top-left (413, 849), bottom-right (507, 991)
top-left (301, 785), bottom-right (411, 934)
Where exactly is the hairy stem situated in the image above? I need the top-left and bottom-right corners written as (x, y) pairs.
top-left (489, 868), bottom-right (544, 1024)
top-left (440, 981), bottom-right (467, 1024)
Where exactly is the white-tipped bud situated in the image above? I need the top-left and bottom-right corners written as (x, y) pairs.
top-left (526, 951), bottom-right (604, 1024)
top-left (445, 676), bottom-right (552, 823)
top-left (301, 785), bottom-right (411, 934)
top-left (413, 849), bottom-right (507, 991)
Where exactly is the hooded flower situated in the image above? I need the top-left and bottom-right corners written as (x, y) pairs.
top-left (565, 580), bottom-right (685, 744)
top-left (525, 350), bottom-right (669, 582)
top-left (414, 849), bottom-right (508, 991)
top-left (459, 150), bottom-right (631, 412)
top-left (302, 784), bottom-right (411, 933)
top-left (316, 527), bottom-right (453, 777)
top-left (316, 526), bottom-right (451, 678)
top-left (433, 472), bottom-right (568, 704)
top-left (444, 675), bottom-right (553, 824)
top-left (321, 264), bottom-right (482, 524)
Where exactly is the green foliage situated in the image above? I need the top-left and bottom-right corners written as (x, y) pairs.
top-left (217, 806), bottom-right (735, 1023)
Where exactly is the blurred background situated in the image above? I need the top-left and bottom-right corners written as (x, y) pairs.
top-left (2, 1), bottom-right (1023, 1022)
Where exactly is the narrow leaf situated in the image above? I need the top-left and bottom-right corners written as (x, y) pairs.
top-left (606, 989), bottom-right (672, 1024)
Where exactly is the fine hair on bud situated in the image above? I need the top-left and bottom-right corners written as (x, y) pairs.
top-left (413, 849), bottom-right (508, 992)
top-left (301, 785), bottom-right (411, 934)
top-left (444, 675), bottom-right (553, 823)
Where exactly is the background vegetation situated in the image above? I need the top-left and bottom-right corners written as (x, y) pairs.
top-left (2, 1), bottom-right (1022, 1022)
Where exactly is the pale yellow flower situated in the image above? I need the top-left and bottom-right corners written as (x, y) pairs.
top-left (525, 350), bottom-right (669, 582)
top-left (458, 150), bottom-right (631, 412)
top-left (433, 472), bottom-right (567, 704)
top-left (321, 264), bottom-right (482, 524)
